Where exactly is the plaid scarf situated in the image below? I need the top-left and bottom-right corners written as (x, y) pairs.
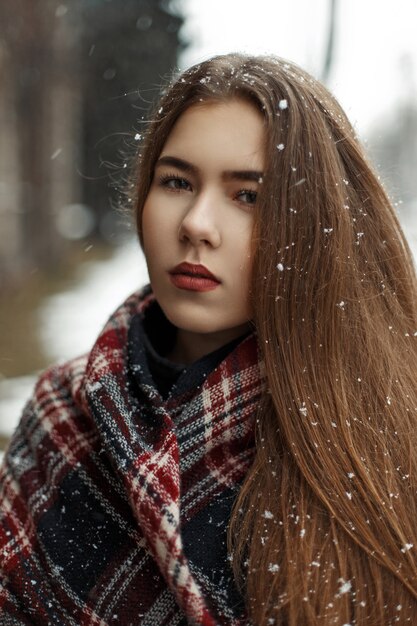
top-left (0, 287), bottom-right (265, 625)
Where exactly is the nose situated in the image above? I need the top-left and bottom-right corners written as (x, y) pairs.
top-left (178, 190), bottom-right (221, 248)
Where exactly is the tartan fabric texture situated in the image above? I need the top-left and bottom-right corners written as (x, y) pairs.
top-left (0, 287), bottom-right (265, 625)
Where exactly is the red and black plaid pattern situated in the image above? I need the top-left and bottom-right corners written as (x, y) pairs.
top-left (0, 288), bottom-right (265, 625)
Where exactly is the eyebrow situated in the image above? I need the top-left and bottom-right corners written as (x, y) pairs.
top-left (155, 155), bottom-right (263, 183)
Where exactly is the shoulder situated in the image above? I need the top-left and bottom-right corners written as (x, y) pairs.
top-left (31, 353), bottom-right (90, 415)
top-left (0, 354), bottom-right (93, 515)
top-left (1, 286), bottom-right (155, 469)
top-left (3, 354), bottom-right (91, 462)
top-left (29, 285), bottom-right (154, 416)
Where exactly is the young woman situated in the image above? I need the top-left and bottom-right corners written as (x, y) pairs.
top-left (0, 53), bottom-right (416, 625)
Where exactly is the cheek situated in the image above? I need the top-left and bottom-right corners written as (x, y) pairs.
top-left (142, 202), bottom-right (176, 266)
top-left (141, 199), bottom-right (151, 246)
top-left (142, 199), bottom-right (160, 255)
top-left (235, 226), bottom-right (253, 272)
top-left (237, 232), bottom-right (254, 305)
top-left (141, 213), bottom-right (159, 272)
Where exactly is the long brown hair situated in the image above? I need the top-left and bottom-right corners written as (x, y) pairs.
top-left (133, 53), bottom-right (417, 624)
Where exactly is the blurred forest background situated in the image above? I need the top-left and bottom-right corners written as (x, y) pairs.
top-left (0, 0), bottom-right (416, 449)
top-left (0, 0), bottom-right (183, 376)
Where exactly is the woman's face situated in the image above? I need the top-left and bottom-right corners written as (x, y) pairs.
top-left (142, 99), bottom-right (265, 363)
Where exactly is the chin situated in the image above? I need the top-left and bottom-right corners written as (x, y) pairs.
top-left (163, 306), bottom-right (223, 335)
top-left (153, 286), bottom-right (250, 336)
top-left (165, 307), bottom-right (251, 340)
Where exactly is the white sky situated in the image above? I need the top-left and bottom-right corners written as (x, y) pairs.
top-left (178, 0), bottom-right (417, 136)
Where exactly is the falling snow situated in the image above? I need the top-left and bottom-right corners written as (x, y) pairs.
top-left (268, 563), bottom-right (280, 572)
top-left (337, 579), bottom-right (352, 595)
top-left (51, 148), bottom-right (63, 160)
top-left (401, 543), bottom-right (413, 552)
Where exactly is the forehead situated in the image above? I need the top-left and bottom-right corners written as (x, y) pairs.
top-left (160, 100), bottom-right (265, 169)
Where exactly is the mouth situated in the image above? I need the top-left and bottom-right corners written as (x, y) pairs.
top-left (169, 262), bottom-right (220, 283)
top-left (168, 262), bottom-right (221, 292)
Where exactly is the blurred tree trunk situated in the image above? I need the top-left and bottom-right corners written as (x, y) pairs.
top-left (0, 0), bottom-right (82, 279)
top-left (369, 56), bottom-right (417, 214)
top-left (15, 5), bottom-right (54, 269)
top-left (1, 1), bottom-right (61, 272)
top-left (321, 0), bottom-right (338, 84)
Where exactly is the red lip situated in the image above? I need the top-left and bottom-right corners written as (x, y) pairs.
top-left (169, 262), bottom-right (220, 282)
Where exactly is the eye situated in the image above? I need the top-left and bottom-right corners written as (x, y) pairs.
top-left (158, 173), bottom-right (192, 192)
top-left (235, 189), bottom-right (258, 206)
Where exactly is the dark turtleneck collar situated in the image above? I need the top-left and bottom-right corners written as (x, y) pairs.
top-left (128, 298), bottom-right (252, 400)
